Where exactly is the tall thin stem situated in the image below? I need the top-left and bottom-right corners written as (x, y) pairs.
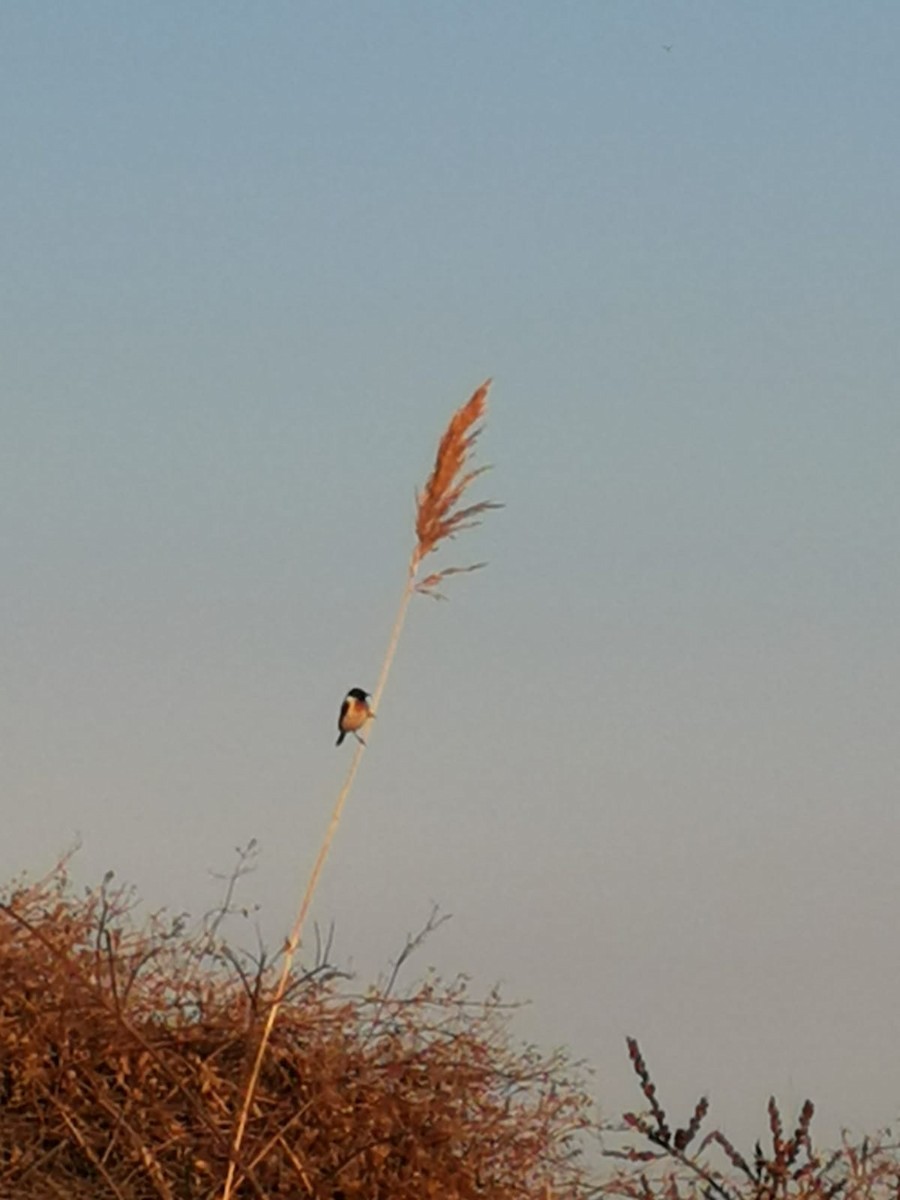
top-left (221, 380), bottom-right (493, 1199)
top-left (221, 562), bottom-right (418, 1200)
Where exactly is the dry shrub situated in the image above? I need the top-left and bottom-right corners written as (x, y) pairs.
top-left (0, 863), bottom-right (593, 1199)
top-left (600, 1038), bottom-right (900, 1200)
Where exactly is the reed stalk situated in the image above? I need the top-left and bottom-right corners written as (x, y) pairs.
top-left (221, 379), bottom-right (499, 1199)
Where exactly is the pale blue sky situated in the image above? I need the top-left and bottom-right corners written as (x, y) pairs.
top-left (3, 2), bottom-right (899, 1151)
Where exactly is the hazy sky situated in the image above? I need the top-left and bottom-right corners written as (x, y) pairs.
top-left (3, 2), bottom-right (899, 1153)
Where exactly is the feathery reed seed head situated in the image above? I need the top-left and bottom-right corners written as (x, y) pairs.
top-left (414, 380), bottom-right (501, 595)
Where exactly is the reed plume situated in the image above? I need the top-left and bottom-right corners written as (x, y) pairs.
top-left (414, 379), bottom-right (500, 587)
top-left (222, 379), bottom-right (499, 1200)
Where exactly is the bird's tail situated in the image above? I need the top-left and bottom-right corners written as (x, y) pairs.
top-left (335, 731), bottom-right (346, 747)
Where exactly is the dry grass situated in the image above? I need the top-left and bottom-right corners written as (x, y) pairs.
top-left (222, 381), bottom-right (501, 1197)
top-left (12, 380), bottom-right (891, 1200)
top-left (0, 861), bottom-right (592, 1199)
top-left (413, 378), bottom-right (501, 594)
top-left (4, 868), bottom-right (898, 1200)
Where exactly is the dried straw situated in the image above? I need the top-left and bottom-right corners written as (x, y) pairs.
top-left (1, 863), bottom-right (591, 1198)
top-left (221, 380), bottom-right (499, 1199)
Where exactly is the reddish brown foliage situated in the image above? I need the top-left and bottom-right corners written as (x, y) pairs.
top-left (601, 1038), bottom-right (900, 1200)
top-left (0, 864), bottom-right (592, 1199)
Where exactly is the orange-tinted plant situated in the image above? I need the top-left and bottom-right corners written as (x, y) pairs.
top-left (222, 381), bottom-right (501, 1196)
top-left (0, 860), bottom-right (593, 1199)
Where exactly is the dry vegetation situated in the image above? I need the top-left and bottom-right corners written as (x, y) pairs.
top-left (3, 862), bottom-right (898, 1200)
top-left (598, 1038), bottom-right (900, 1200)
top-left (5, 384), bottom-right (897, 1198)
top-left (221, 381), bottom-right (503, 1193)
top-left (413, 379), bottom-right (501, 596)
top-left (0, 860), bottom-right (593, 1199)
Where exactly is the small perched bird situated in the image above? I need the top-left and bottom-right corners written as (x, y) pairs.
top-left (336, 687), bottom-right (373, 746)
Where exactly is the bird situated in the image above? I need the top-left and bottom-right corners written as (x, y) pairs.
top-left (336, 687), bottom-right (374, 746)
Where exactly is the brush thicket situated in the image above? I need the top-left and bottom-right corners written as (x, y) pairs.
top-left (0, 861), bottom-right (592, 1199)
